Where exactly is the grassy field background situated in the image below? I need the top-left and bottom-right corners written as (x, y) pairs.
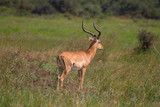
top-left (0, 16), bottom-right (160, 106)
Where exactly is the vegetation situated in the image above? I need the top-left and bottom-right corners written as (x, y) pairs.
top-left (0, 16), bottom-right (160, 106)
top-left (1, 0), bottom-right (160, 19)
top-left (136, 30), bottom-right (156, 52)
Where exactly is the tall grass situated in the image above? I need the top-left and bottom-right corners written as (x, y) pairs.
top-left (0, 16), bottom-right (160, 106)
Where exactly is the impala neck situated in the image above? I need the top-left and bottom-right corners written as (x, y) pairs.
top-left (87, 42), bottom-right (97, 61)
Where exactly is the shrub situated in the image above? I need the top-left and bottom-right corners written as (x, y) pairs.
top-left (0, 6), bottom-right (16, 15)
top-left (31, 0), bottom-right (56, 14)
top-left (137, 30), bottom-right (156, 51)
top-left (83, 3), bottom-right (102, 17)
top-left (0, 0), bottom-right (10, 6)
top-left (0, 6), bottom-right (31, 16)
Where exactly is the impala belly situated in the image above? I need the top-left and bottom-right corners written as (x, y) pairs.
top-left (71, 66), bottom-right (81, 71)
top-left (71, 61), bottom-right (83, 71)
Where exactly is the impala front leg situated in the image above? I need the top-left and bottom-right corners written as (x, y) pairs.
top-left (78, 70), bottom-right (82, 91)
top-left (78, 68), bottom-right (86, 91)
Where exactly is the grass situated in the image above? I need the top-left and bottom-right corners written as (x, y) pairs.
top-left (0, 16), bottom-right (160, 107)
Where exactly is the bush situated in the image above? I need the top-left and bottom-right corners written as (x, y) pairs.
top-left (0, 0), bottom-right (10, 6)
top-left (83, 3), bottom-right (102, 17)
top-left (31, 0), bottom-right (57, 14)
top-left (137, 30), bottom-right (156, 51)
top-left (0, 6), bottom-right (17, 16)
top-left (32, 4), bottom-right (56, 15)
top-left (0, 6), bottom-right (31, 16)
top-left (0, 0), bottom-right (160, 19)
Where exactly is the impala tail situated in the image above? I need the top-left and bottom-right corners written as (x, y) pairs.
top-left (57, 56), bottom-right (66, 70)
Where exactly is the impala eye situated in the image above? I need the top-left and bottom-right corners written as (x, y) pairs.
top-left (98, 42), bottom-right (101, 44)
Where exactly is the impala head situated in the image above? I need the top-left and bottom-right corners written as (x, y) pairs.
top-left (82, 21), bottom-right (103, 50)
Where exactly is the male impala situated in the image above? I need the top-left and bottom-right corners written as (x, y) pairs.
top-left (57, 21), bottom-right (103, 91)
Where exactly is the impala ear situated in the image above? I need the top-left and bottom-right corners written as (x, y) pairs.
top-left (88, 36), bottom-right (94, 41)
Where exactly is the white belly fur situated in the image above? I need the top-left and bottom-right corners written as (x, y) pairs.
top-left (71, 62), bottom-right (83, 71)
top-left (71, 66), bottom-right (81, 71)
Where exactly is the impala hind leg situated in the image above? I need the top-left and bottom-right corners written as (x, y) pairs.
top-left (57, 68), bottom-right (63, 91)
top-left (57, 75), bottom-right (60, 91)
top-left (59, 67), bottom-right (71, 90)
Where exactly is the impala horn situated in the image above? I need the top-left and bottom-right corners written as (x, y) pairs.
top-left (93, 21), bottom-right (101, 39)
top-left (82, 21), bottom-right (96, 38)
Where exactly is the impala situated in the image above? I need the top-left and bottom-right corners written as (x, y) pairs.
top-left (57, 21), bottom-right (103, 91)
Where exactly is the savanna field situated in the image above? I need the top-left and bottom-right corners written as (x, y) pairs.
top-left (0, 16), bottom-right (160, 106)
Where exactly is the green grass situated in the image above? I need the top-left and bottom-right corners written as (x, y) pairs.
top-left (0, 16), bottom-right (160, 107)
